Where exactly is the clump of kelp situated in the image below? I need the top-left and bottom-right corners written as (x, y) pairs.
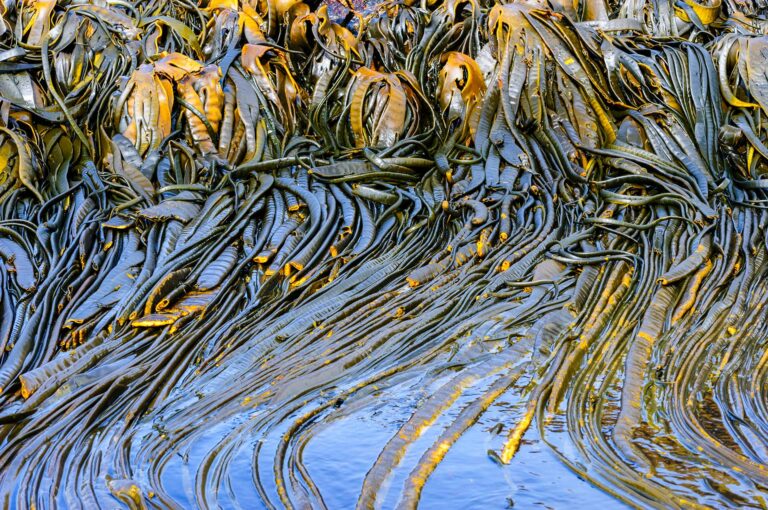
top-left (0, 0), bottom-right (768, 507)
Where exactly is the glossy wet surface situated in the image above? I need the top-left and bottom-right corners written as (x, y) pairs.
top-left (1, 0), bottom-right (768, 508)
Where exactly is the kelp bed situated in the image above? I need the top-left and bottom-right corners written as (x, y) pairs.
top-left (3, 0), bottom-right (768, 508)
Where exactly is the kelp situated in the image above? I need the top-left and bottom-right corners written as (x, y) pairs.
top-left (0, 0), bottom-right (767, 508)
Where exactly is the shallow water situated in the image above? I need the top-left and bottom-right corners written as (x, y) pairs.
top-left (303, 398), bottom-right (626, 509)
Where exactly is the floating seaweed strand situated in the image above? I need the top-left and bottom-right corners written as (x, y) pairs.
top-left (0, 0), bottom-right (768, 508)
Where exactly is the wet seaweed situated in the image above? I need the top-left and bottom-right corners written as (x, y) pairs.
top-left (0, 0), bottom-right (766, 507)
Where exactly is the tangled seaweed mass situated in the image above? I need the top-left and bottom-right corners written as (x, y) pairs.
top-left (4, 0), bottom-right (768, 507)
